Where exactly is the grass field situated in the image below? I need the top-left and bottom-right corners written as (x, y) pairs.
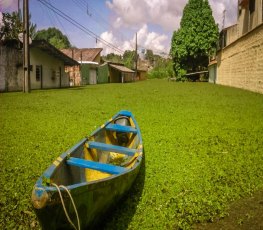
top-left (1, 80), bottom-right (263, 229)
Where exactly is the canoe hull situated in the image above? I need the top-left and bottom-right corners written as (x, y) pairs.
top-left (32, 110), bottom-right (143, 229)
top-left (35, 160), bottom-right (141, 229)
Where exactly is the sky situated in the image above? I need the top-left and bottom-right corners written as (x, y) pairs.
top-left (0, 0), bottom-right (237, 55)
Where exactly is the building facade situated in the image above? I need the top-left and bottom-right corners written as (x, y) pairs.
top-left (0, 40), bottom-right (77, 92)
top-left (215, 0), bottom-right (263, 94)
top-left (61, 48), bottom-right (102, 86)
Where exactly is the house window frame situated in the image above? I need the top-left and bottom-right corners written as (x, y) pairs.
top-left (249, 0), bottom-right (255, 13)
top-left (36, 65), bottom-right (42, 82)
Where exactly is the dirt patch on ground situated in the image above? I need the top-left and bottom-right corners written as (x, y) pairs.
top-left (194, 190), bottom-right (263, 230)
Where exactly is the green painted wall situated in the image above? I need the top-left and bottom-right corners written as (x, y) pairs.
top-left (81, 64), bottom-right (90, 85)
top-left (97, 64), bottom-right (109, 84)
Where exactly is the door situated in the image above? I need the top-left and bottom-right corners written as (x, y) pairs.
top-left (89, 69), bottom-right (97, 85)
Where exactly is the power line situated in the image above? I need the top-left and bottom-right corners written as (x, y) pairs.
top-left (71, 0), bottom-right (115, 35)
top-left (37, 0), bottom-right (125, 54)
top-left (72, 0), bottom-right (170, 56)
top-left (38, 0), bottom-right (170, 57)
top-left (45, 0), bottom-right (75, 46)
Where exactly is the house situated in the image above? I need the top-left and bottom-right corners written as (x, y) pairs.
top-left (97, 61), bottom-right (135, 83)
top-left (211, 0), bottom-right (263, 93)
top-left (61, 48), bottom-right (102, 86)
top-left (0, 40), bottom-right (78, 92)
top-left (109, 63), bottom-right (135, 83)
top-left (29, 40), bottom-right (78, 89)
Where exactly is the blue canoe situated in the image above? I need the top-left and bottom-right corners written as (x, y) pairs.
top-left (31, 110), bottom-right (143, 229)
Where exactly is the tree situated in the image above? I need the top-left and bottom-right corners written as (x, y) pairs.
top-left (148, 55), bottom-right (175, 79)
top-left (35, 27), bottom-right (71, 49)
top-left (123, 50), bottom-right (135, 69)
top-left (145, 49), bottom-right (154, 64)
top-left (0, 12), bottom-right (36, 41)
top-left (103, 53), bottom-right (122, 63)
top-left (171, 0), bottom-right (219, 79)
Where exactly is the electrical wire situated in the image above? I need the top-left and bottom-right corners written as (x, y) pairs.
top-left (37, 0), bottom-right (125, 54)
top-left (38, 0), bottom-right (170, 57)
top-left (80, 0), bottom-right (170, 57)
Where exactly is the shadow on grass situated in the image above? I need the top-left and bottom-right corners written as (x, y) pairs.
top-left (94, 152), bottom-right (146, 230)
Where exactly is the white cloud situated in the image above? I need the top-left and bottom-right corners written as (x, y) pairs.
top-left (97, 31), bottom-right (120, 55)
top-left (209, 0), bottom-right (237, 29)
top-left (0, 0), bottom-right (17, 12)
top-left (100, 0), bottom-right (238, 55)
top-left (137, 24), bottom-right (168, 53)
top-left (106, 0), bottom-right (185, 31)
top-left (106, 0), bottom-right (237, 32)
top-left (106, 0), bottom-right (147, 29)
top-left (97, 24), bottom-right (169, 55)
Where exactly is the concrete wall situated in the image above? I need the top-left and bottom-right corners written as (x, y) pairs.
top-left (225, 25), bottom-right (239, 46)
top-left (238, 0), bottom-right (263, 36)
top-left (217, 24), bottom-right (263, 94)
top-left (1, 46), bottom-right (69, 91)
top-left (0, 46), bottom-right (23, 92)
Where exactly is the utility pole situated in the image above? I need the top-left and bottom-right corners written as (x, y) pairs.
top-left (23, 0), bottom-right (30, 93)
top-left (135, 33), bottom-right (138, 81)
top-left (72, 48), bottom-right (75, 86)
top-left (221, 9), bottom-right (226, 49)
top-left (18, 0), bottom-right (21, 20)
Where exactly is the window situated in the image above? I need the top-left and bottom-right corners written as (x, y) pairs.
top-left (249, 0), bottom-right (255, 13)
top-left (36, 65), bottom-right (42, 81)
top-left (51, 70), bottom-right (56, 80)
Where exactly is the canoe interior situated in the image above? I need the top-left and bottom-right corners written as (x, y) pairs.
top-left (49, 112), bottom-right (141, 186)
top-left (32, 110), bottom-right (143, 229)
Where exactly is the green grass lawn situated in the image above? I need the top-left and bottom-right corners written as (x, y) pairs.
top-left (1, 80), bottom-right (263, 229)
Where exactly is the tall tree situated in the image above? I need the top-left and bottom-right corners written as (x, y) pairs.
top-left (0, 12), bottom-right (36, 41)
top-left (171, 0), bottom-right (219, 78)
top-left (35, 27), bottom-right (71, 49)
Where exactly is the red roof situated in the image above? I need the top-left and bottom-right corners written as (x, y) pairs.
top-left (61, 48), bottom-right (102, 62)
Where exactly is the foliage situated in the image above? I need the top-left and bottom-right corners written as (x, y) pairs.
top-left (123, 50), bottom-right (136, 69)
top-left (103, 50), bottom-right (136, 70)
top-left (0, 12), bottom-right (36, 41)
top-left (34, 27), bottom-right (71, 49)
top-left (170, 0), bottom-right (219, 77)
top-left (103, 50), bottom-right (137, 69)
top-left (147, 57), bottom-right (174, 79)
top-left (103, 53), bottom-right (122, 63)
top-left (145, 49), bottom-right (154, 64)
top-left (1, 81), bottom-right (263, 229)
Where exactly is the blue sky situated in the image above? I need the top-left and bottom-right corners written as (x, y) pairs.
top-left (1, 0), bottom-right (237, 55)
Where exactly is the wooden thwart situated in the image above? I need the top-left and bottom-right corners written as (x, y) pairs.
top-left (86, 141), bottom-right (136, 156)
top-left (67, 157), bottom-right (126, 174)
top-left (105, 123), bottom-right (137, 134)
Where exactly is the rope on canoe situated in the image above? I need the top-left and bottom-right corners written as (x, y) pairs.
top-left (52, 183), bottom-right (80, 230)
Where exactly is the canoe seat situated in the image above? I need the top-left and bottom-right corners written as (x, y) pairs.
top-left (67, 157), bottom-right (126, 174)
top-left (105, 123), bottom-right (137, 134)
top-left (86, 141), bottom-right (136, 156)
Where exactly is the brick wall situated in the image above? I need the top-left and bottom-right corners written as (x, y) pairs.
top-left (217, 24), bottom-right (263, 94)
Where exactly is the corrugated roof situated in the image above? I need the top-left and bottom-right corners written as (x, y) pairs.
top-left (31, 40), bottom-right (79, 66)
top-left (61, 48), bottom-right (102, 62)
top-left (109, 64), bottom-right (135, 73)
